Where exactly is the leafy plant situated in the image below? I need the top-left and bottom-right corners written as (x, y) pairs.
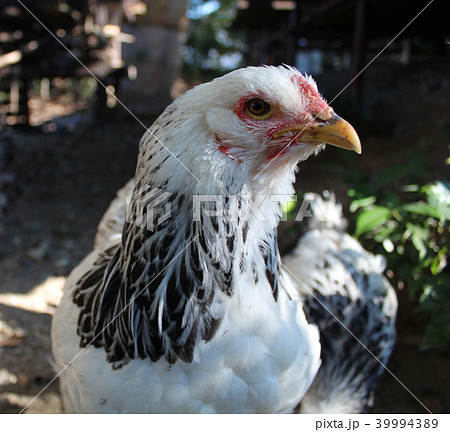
top-left (349, 180), bottom-right (449, 349)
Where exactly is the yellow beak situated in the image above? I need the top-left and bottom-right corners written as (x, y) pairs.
top-left (275, 114), bottom-right (362, 154)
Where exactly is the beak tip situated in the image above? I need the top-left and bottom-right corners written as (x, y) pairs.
top-left (335, 115), bottom-right (362, 154)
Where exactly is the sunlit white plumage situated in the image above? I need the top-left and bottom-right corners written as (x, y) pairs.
top-left (51, 65), bottom-right (373, 413)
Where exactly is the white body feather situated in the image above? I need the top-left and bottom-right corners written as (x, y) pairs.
top-left (52, 238), bottom-right (320, 413)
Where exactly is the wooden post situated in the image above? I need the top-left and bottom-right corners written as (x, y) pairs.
top-left (9, 79), bottom-right (19, 115)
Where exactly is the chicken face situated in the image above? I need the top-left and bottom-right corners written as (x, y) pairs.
top-left (194, 66), bottom-right (360, 176)
top-left (139, 66), bottom-right (360, 194)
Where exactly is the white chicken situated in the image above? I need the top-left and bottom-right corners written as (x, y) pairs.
top-left (51, 66), bottom-right (394, 413)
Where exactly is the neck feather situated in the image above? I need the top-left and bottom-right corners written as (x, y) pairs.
top-left (74, 122), bottom-right (291, 366)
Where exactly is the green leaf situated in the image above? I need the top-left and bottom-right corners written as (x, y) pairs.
top-left (373, 225), bottom-right (400, 243)
top-left (406, 222), bottom-right (429, 260)
top-left (349, 196), bottom-right (376, 213)
top-left (430, 246), bottom-right (448, 275)
top-left (424, 182), bottom-right (450, 217)
top-left (402, 202), bottom-right (448, 219)
top-left (354, 206), bottom-right (392, 237)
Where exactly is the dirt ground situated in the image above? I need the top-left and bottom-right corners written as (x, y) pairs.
top-left (0, 58), bottom-right (448, 414)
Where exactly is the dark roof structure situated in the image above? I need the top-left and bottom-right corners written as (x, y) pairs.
top-left (235, 0), bottom-right (448, 43)
top-left (234, 0), bottom-right (448, 100)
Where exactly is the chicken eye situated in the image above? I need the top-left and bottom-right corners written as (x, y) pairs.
top-left (245, 98), bottom-right (272, 119)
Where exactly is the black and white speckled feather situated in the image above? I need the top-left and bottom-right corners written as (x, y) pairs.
top-left (284, 192), bottom-right (397, 413)
top-left (74, 181), bottom-right (249, 365)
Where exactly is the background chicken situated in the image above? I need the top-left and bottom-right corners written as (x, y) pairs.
top-left (283, 192), bottom-right (397, 413)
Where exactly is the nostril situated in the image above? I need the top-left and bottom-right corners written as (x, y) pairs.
top-left (312, 108), bottom-right (333, 122)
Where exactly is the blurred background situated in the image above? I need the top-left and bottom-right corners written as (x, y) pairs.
top-left (0, 0), bottom-right (448, 413)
